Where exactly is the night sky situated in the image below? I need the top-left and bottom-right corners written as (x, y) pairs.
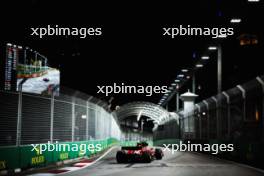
top-left (0, 0), bottom-right (263, 108)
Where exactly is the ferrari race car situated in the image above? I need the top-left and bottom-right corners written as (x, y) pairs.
top-left (116, 142), bottom-right (163, 163)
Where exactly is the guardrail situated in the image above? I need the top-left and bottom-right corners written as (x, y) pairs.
top-left (0, 138), bottom-right (118, 173)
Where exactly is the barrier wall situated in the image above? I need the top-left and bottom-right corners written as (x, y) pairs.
top-left (0, 88), bottom-right (122, 172)
top-left (0, 138), bottom-right (118, 171)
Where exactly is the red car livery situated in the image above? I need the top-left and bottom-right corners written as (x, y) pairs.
top-left (116, 142), bottom-right (163, 163)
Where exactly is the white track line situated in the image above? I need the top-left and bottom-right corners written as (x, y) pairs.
top-left (57, 146), bottom-right (118, 175)
top-left (73, 163), bottom-right (90, 167)
top-left (58, 167), bottom-right (80, 171)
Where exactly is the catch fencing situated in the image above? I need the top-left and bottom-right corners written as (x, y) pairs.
top-left (0, 87), bottom-right (121, 146)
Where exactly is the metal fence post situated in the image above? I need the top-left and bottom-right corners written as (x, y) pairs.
top-left (50, 92), bottom-right (54, 143)
top-left (196, 104), bottom-right (202, 139)
top-left (212, 97), bottom-right (220, 139)
top-left (71, 98), bottom-right (75, 142)
top-left (223, 91), bottom-right (231, 139)
top-left (108, 113), bottom-right (112, 138)
top-left (176, 92), bottom-right (179, 111)
top-left (16, 86), bottom-right (22, 146)
top-left (217, 44), bottom-right (222, 94)
top-left (16, 78), bottom-right (27, 146)
top-left (237, 85), bottom-right (246, 121)
top-left (86, 101), bottom-right (89, 141)
top-left (203, 100), bottom-right (210, 139)
top-left (95, 106), bottom-right (98, 140)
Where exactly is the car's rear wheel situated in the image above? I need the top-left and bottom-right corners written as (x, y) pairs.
top-left (155, 149), bottom-right (163, 160)
top-left (116, 151), bottom-right (127, 163)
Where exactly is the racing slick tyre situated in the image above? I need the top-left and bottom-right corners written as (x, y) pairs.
top-left (142, 152), bottom-right (151, 163)
top-left (116, 151), bottom-right (127, 163)
top-left (155, 148), bottom-right (163, 160)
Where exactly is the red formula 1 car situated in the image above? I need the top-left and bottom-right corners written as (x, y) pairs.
top-left (116, 142), bottom-right (163, 163)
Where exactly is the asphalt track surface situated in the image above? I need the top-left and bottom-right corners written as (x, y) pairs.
top-left (62, 147), bottom-right (264, 176)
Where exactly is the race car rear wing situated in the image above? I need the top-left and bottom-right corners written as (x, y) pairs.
top-left (121, 146), bottom-right (142, 150)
